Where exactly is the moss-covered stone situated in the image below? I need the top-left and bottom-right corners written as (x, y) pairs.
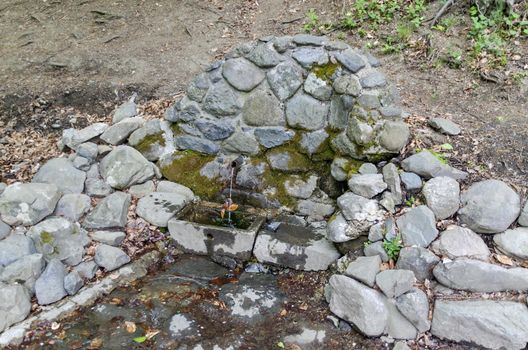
top-left (170, 123), bottom-right (184, 136)
top-left (40, 231), bottom-right (53, 244)
top-left (312, 62), bottom-right (341, 83)
top-left (134, 132), bottom-right (166, 155)
top-left (159, 150), bottom-right (223, 200)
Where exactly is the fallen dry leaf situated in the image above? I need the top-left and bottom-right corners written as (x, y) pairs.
top-left (88, 337), bottom-right (103, 349)
top-left (496, 254), bottom-right (514, 266)
top-left (50, 322), bottom-right (60, 330)
top-left (280, 309), bottom-right (288, 316)
top-left (125, 321), bottom-right (136, 333)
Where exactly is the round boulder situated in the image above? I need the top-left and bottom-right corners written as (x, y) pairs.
top-left (458, 180), bottom-right (520, 234)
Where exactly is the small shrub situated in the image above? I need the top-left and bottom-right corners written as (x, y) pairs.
top-left (383, 234), bottom-right (403, 261)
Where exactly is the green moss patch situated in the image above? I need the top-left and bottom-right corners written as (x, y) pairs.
top-left (134, 132), bottom-right (166, 155)
top-left (40, 231), bottom-right (53, 244)
top-left (159, 151), bottom-right (223, 200)
top-left (312, 62), bottom-right (341, 83)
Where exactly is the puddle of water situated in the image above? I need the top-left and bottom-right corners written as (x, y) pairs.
top-left (17, 254), bottom-right (379, 350)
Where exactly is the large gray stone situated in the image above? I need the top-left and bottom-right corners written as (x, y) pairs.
top-left (291, 47), bottom-right (328, 68)
top-left (433, 258), bottom-right (528, 292)
top-left (0, 220), bottom-right (9, 240)
top-left (100, 117), bottom-right (144, 145)
top-left (128, 116), bottom-right (164, 161)
top-left (34, 258), bottom-right (67, 305)
top-left (61, 123), bottom-right (108, 150)
top-left (194, 118), bottom-right (234, 141)
top-left (400, 172), bottom-right (422, 193)
top-left (32, 158), bottom-right (86, 194)
top-left (430, 225), bottom-right (490, 261)
top-left (266, 61), bottom-right (303, 101)
top-left (112, 99), bottom-right (137, 124)
top-left (94, 244), bottom-right (130, 271)
top-left (186, 73), bottom-right (210, 102)
top-left (360, 70), bottom-right (386, 88)
top-left (396, 288), bottom-right (430, 333)
top-left (299, 129), bottom-right (328, 156)
top-left (347, 174), bottom-right (387, 199)
top-left (83, 192), bottom-right (131, 229)
top-left (222, 131), bottom-right (260, 156)
top-left (396, 206), bottom-right (438, 247)
top-left (136, 192), bottom-right (192, 227)
top-left (85, 178), bottom-right (113, 198)
top-left (494, 227), bottom-right (528, 259)
top-left (519, 201), bottom-right (528, 226)
top-left (335, 192), bottom-right (383, 239)
top-left (0, 234), bottom-right (36, 267)
top-left (378, 121), bottom-right (410, 153)
top-left (253, 224), bottom-right (339, 271)
top-left (89, 231), bottom-right (126, 246)
top-left (99, 146), bottom-right (155, 189)
top-left (254, 127), bottom-right (295, 148)
top-left (333, 74), bottom-right (361, 96)
top-left (396, 246), bottom-right (440, 281)
top-left (246, 42), bottom-right (282, 67)
top-left (385, 299), bottom-right (418, 340)
top-left (368, 217), bottom-right (396, 242)
top-left (458, 179), bottom-right (521, 234)
top-left (242, 87), bottom-right (285, 126)
top-left (326, 274), bottom-right (388, 337)
top-left (27, 217), bottom-right (89, 266)
top-left (174, 135), bottom-right (219, 155)
top-left (0, 183), bottom-right (61, 226)
top-left (222, 58), bottom-right (265, 92)
top-left (76, 142), bottom-right (98, 161)
top-left (364, 241), bottom-right (389, 262)
top-left (327, 212), bottom-right (358, 243)
top-left (284, 175), bottom-right (318, 199)
top-left (296, 192), bottom-right (336, 219)
top-left (74, 261), bottom-right (98, 280)
top-left (401, 150), bottom-right (467, 180)
top-left (64, 271), bottom-right (83, 295)
top-left (334, 49), bottom-right (366, 73)
top-left (422, 176), bottom-right (460, 220)
top-left (286, 92), bottom-right (328, 130)
top-left (304, 73), bottom-right (333, 100)
top-left (202, 80), bottom-right (243, 116)
top-left (431, 300), bottom-right (528, 350)
top-left (375, 269), bottom-right (415, 298)
top-left (0, 283), bottom-right (31, 332)
top-left (292, 34), bottom-right (326, 46)
top-left (382, 163), bottom-right (402, 204)
top-left (344, 255), bottom-right (381, 287)
top-left (266, 150), bottom-right (309, 172)
top-left (54, 193), bottom-right (91, 221)
top-left (156, 181), bottom-right (194, 197)
top-left (128, 181), bottom-right (155, 198)
top-left (428, 118), bottom-right (461, 136)
top-left (0, 254), bottom-right (44, 293)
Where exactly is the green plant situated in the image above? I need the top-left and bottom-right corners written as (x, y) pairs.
top-left (406, 0), bottom-right (426, 28)
top-left (432, 16), bottom-right (458, 32)
top-left (363, 240), bottom-right (372, 248)
top-left (444, 47), bottom-right (463, 68)
top-left (397, 22), bottom-right (413, 41)
top-left (304, 8), bottom-right (319, 32)
top-left (383, 234), bottom-right (403, 261)
top-left (468, 5), bottom-right (528, 67)
top-left (405, 196), bottom-right (416, 207)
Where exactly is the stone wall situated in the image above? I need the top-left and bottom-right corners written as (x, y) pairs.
top-left (157, 34), bottom-right (409, 211)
